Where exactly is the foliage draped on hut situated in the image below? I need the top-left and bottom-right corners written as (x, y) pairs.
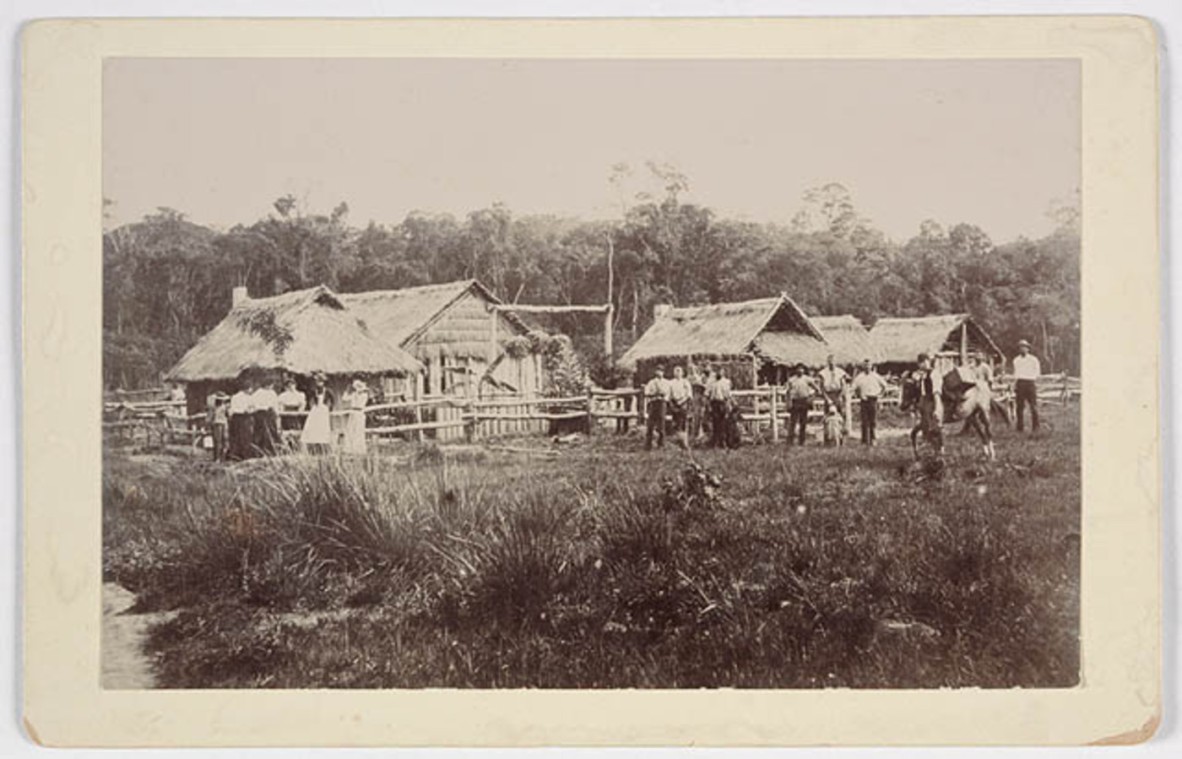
top-left (166, 285), bottom-right (422, 383)
top-left (540, 333), bottom-right (587, 396)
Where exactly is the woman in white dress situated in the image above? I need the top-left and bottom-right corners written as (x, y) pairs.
top-left (301, 373), bottom-right (334, 454)
top-left (340, 378), bottom-right (370, 455)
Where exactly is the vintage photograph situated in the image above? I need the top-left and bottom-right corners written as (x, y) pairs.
top-left (101, 57), bottom-right (1081, 690)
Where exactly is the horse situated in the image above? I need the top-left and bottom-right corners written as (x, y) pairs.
top-left (900, 368), bottom-right (1008, 460)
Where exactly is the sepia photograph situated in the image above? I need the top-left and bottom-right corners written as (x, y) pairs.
top-left (98, 56), bottom-right (1083, 691)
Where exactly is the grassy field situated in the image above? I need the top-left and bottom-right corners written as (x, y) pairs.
top-left (103, 404), bottom-right (1080, 689)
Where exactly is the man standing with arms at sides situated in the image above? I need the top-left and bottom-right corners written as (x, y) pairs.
top-left (706, 365), bottom-right (733, 449)
top-left (644, 364), bottom-right (670, 450)
top-left (1012, 339), bottom-right (1041, 433)
top-left (851, 359), bottom-right (887, 446)
top-left (819, 354), bottom-right (849, 433)
top-left (667, 365), bottom-right (694, 449)
top-left (786, 363), bottom-right (817, 446)
top-left (206, 391), bottom-right (230, 461)
top-left (915, 352), bottom-right (944, 456)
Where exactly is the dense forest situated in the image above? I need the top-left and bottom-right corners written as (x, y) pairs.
top-left (103, 172), bottom-right (1080, 390)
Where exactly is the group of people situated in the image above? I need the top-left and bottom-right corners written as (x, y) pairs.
top-left (639, 338), bottom-right (1044, 453)
top-left (205, 371), bottom-right (372, 460)
top-left (642, 364), bottom-right (739, 450)
top-left (640, 354), bottom-right (890, 451)
top-left (783, 355), bottom-right (888, 447)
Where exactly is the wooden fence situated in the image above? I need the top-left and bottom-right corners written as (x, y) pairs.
top-left (102, 396), bottom-right (201, 447)
top-left (102, 374), bottom-right (1081, 451)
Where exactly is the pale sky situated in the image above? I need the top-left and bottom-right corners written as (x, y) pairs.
top-left (104, 58), bottom-right (1079, 242)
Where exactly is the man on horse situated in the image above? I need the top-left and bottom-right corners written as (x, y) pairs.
top-left (902, 352), bottom-right (1000, 460)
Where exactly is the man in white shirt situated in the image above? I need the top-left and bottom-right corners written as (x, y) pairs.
top-left (785, 363), bottom-right (817, 446)
top-left (705, 365), bottom-right (733, 448)
top-left (851, 359), bottom-right (887, 445)
top-left (644, 365), bottom-right (670, 450)
top-left (818, 354), bottom-right (848, 412)
top-left (1012, 339), bottom-right (1041, 432)
top-left (667, 365), bottom-right (694, 448)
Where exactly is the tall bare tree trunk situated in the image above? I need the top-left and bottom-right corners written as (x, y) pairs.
top-left (631, 280), bottom-right (639, 336)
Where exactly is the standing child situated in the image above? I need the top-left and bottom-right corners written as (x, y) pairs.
top-left (823, 401), bottom-right (845, 447)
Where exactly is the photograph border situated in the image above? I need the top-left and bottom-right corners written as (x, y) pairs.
top-left (22, 16), bottom-right (1159, 747)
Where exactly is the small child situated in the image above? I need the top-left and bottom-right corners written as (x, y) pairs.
top-left (823, 402), bottom-right (845, 448)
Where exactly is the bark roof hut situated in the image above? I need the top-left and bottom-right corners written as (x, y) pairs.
top-left (810, 314), bottom-right (878, 366)
top-left (868, 313), bottom-right (1003, 370)
top-left (340, 279), bottom-right (531, 362)
top-left (620, 294), bottom-right (829, 382)
top-left (166, 285), bottom-right (423, 383)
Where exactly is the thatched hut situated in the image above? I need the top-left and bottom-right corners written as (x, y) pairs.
top-left (868, 313), bottom-right (1004, 376)
top-left (341, 280), bottom-right (540, 398)
top-left (810, 314), bottom-right (878, 367)
top-left (166, 285), bottom-right (422, 418)
top-left (619, 294), bottom-right (828, 388)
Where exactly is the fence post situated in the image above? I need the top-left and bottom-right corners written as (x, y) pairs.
top-left (770, 385), bottom-right (779, 443)
top-left (464, 399), bottom-right (475, 443)
top-left (586, 387), bottom-right (595, 436)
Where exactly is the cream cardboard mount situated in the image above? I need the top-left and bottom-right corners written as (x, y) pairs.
top-left (21, 16), bottom-right (1160, 747)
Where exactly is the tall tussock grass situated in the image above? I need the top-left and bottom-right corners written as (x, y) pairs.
top-left (106, 407), bottom-right (1080, 688)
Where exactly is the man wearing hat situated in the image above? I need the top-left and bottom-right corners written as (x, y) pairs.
top-left (1012, 339), bottom-right (1041, 432)
top-left (644, 364), bottom-right (671, 450)
top-left (915, 352), bottom-right (944, 455)
top-left (851, 358), bottom-right (887, 445)
top-left (206, 390), bottom-right (230, 461)
top-left (818, 353), bottom-right (849, 425)
top-left (705, 364), bottom-right (733, 448)
top-left (786, 363), bottom-right (817, 446)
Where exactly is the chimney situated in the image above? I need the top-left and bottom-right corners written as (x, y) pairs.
top-left (232, 286), bottom-right (249, 308)
top-left (653, 303), bottom-right (672, 320)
